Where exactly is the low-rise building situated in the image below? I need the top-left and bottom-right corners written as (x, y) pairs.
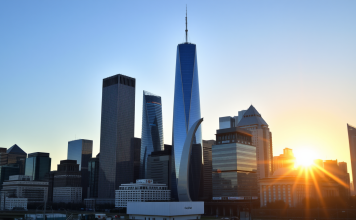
top-left (1, 175), bottom-right (48, 205)
top-left (53, 187), bottom-right (82, 203)
top-left (115, 179), bottom-right (170, 208)
top-left (0, 195), bottom-right (27, 211)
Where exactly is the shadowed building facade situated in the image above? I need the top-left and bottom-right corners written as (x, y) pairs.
top-left (140, 91), bottom-right (164, 179)
top-left (98, 74), bottom-right (136, 199)
top-left (25, 152), bottom-right (51, 181)
top-left (67, 139), bottom-right (93, 199)
top-left (348, 124), bottom-right (356, 194)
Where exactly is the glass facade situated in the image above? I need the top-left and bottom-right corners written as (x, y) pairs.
top-left (0, 164), bottom-right (20, 190)
top-left (140, 91), bottom-right (164, 179)
top-left (67, 139), bottom-right (93, 199)
top-left (172, 43), bottom-right (202, 200)
top-left (24, 152), bottom-right (51, 181)
top-left (88, 157), bottom-right (99, 198)
top-left (212, 142), bottom-right (258, 199)
top-left (98, 74), bottom-right (136, 198)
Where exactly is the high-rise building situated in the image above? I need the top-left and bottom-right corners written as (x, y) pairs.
top-left (67, 139), bottom-right (93, 199)
top-left (52, 160), bottom-right (82, 203)
top-left (201, 140), bottom-right (215, 201)
top-left (98, 74), bottom-right (136, 199)
top-left (212, 127), bottom-right (258, 200)
top-left (140, 91), bottom-right (164, 179)
top-left (189, 144), bottom-right (202, 201)
top-left (273, 148), bottom-right (296, 172)
top-left (24, 152), bottom-right (51, 181)
top-left (0, 145), bottom-right (27, 175)
top-left (88, 154), bottom-right (99, 198)
top-left (0, 164), bottom-right (20, 190)
top-left (131, 138), bottom-right (141, 182)
top-left (237, 105), bottom-right (273, 179)
top-left (147, 145), bottom-right (171, 188)
top-left (347, 124), bottom-right (356, 193)
top-left (171, 15), bottom-right (202, 200)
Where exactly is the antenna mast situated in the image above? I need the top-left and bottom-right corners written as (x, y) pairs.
top-left (185, 6), bottom-right (188, 43)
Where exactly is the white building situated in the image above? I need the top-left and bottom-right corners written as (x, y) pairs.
top-left (1, 175), bottom-right (48, 204)
top-left (0, 192), bottom-right (27, 211)
top-left (53, 187), bottom-right (82, 203)
top-left (115, 179), bottom-right (170, 208)
top-left (127, 202), bottom-right (204, 220)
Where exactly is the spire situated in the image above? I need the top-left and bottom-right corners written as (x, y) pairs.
top-left (185, 5), bottom-right (188, 43)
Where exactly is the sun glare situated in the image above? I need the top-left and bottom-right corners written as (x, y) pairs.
top-left (294, 148), bottom-right (317, 167)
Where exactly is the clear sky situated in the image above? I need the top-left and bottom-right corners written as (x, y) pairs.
top-left (1, 1), bottom-right (355, 176)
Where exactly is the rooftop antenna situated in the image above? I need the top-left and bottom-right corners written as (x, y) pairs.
top-left (185, 5), bottom-right (188, 43)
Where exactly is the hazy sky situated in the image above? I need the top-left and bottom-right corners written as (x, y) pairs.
top-left (1, 1), bottom-right (355, 176)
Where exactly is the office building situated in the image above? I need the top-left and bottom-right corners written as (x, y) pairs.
top-left (0, 193), bottom-right (27, 211)
top-left (347, 124), bottom-right (356, 193)
top-left (140, 91), bottom-right (164, 179)
top-left (212, 127), bottom-right (258, 200)
top-left (52, 160), bottom-right (82, 203)
top-left (323, 160), bottom-right (350, 197)
top-left (146, 145), bottom-right (171, 188)
top-left (273, 148), bottom-right (295, 172)
top-left (132, 138), bottom-right (141, 182)
top-left (260, 167), bottom-right (340, 207)
top-left (237, 105), bottom-right (273, 179)
top-left (0, 164), bottom-right (19, 190)
top-left (219, 117), bottom-right (235, 129)
top-left (25, 152), bottom-right (51, 181)
top-left (189, 144), bottom-right (202, 201)
top-left (202, 140), bottom-right (215, 201)
top-left (98, 74), bottom-right (136, 199)
top-left (171, 19), bottom-right (202, 200)
top-left (0, 145), bottom-right (27, 175)
top-left (115, 179), bottom-right (170, 208)
top-left (88, 155), bottom-right (99, 198)
top-left (67, 139), bottom-right (93, 199)
top-left (1, 175), bottom-right (48, 205)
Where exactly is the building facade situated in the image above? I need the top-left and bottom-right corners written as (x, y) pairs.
top-left (172, 39), bottom-right (202, 200)
top-left (212, 127), bottom-right (258, 201)
top-left (1, 175), bottom-right (48, 205)
top-left (0, 194), bottom-right (27, 211)
top-left (88, 156), bottom-right (99, 198)
top-left (98, 74), bottom-right (136, 199)
top-left (67, 139), bottom-right (93, 199)
top-left (0, 145), bottom-right (27, 175)
top-left (347, 124), bottom-right (356, 193)
top-left (237, 105), bottom-right (273, 179)
top-left (0, 164), bottom-right (20, 190)
top-left (25, 152), bottom-right (51, 181)
top-left (51, 160), bottom-right (82, 203)
top-left (273, 148), bottom-right (295, 172)
top-left (140, 91), bottom-right (164, 179)
top-left (146, 145), bottom-right (171, 189)
top-left (132, 138), bottom-right (141, 182)
top-left (115, 179), bottom-right (170, 208)
top-left (202, 140), bottom-right (215, 201)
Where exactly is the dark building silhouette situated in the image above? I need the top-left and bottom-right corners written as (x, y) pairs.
top-left (98, 74), bottom-right (136, 199)
top-left (0, 145), bottom-right (27, 175)
top-left (147, 145), bottom-right (171, 189)
top-left (189, 144), bottom-right (202, 201)
top-left (347, 124), bottom-right (356, 193)
top-left (131, 138), bottom-right (141, 182)
top-left (25, 152), bottom-right (51, 181)
top-left (201, 140), bottom-right (215, 201)
top-left (67, 139), bottom-right (93, 199)
top-left (0, 164), bottom-right (20, 190)
top-left (88, 154), bottom-right (99, 198)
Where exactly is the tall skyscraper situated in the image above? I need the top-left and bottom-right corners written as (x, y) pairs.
top-left (237, 105), bottom-right (273, 179)
top-left (88, 154), bottom-right (99, 198)
top-left (140, 91), bottom-right (164, 178)
top-left (0, 145), bottom-right (27, 175)
top-left (25, 152), bottom-right (51, 181)
top-left (98, 74), bottom-right (136, 199)
top-left (131, 138), bottom-right (141, 182)
top-left (67, 139), bottom-right (93, 199)
top-left (348, 124), bottom-right (356, 193)
top-left (171, 11), bottom-right (202, 200)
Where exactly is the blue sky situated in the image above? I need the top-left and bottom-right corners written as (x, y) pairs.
top-left (1, 1), bottom-right (355, 173)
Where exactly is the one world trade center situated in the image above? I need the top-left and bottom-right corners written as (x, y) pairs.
top-left (172, 10), bottom-right (202, 200)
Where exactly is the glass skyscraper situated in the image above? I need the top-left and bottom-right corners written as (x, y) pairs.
top-left (98, 74), bottom-right (136, 199)
top-left (348, 124), bottom-right (356, 193)
top-left (24, 152), bottom-right (51, 181)
top-left (67, 139), bottom-right (93, 199)
top-left (140, 91), bottom-right (164, 178)
top-left (172, 41), bottom-right (202, 199)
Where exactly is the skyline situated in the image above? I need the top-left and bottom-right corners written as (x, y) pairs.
top-left (0, 0), bottom-right (355, 178)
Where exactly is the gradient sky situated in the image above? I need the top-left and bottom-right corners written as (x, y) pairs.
top-left (1, 1), bottom-right (355, 177)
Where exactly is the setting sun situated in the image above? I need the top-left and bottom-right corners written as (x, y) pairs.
top-left (294, 148), bottom-right (317, 167)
